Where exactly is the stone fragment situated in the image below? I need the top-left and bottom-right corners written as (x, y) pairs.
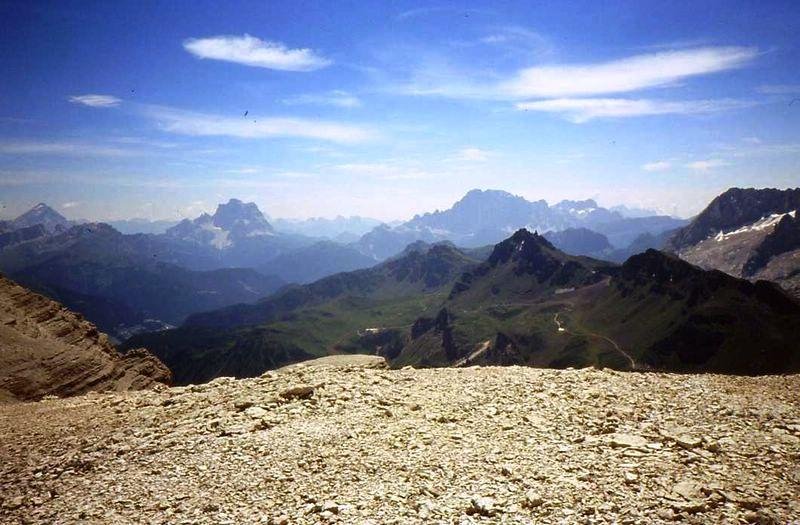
top-left (468, 497), bottom-right (497, 517)
top-left (609, 433), bottom-right (648, 448)
top-left (280, 385), bottom-right (315, 400)
top-left (672, 481), bottom-right (703, 500)
top-left (244, 406), bottom-right (268, 419)
top-left (675, 434), bottom-right (702, 449)
top-left (522, 490), bottom-right (544, 509)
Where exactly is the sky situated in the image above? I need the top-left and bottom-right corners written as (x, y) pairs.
top-left (1, 0), bottom-right (799, 222)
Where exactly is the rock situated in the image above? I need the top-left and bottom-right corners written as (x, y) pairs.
top-left (675, 434), bottom-right (702, 449)
top-left (468, 497), bottom-right (497, 517)
top-left (522, 490), bottom-right (544, 509)
top-left (609, 433), bottom-right (648, 448)
top-left (624, 471), bottom-right (638, 484)
top-left (672, 500), bottom-right (707, 514)
top-left (244, 406), bottom-right (268, 419)
top-left (233, 400), bottom-right (254, 411)
top-left (3, 496), bottom-right (24, 510)
top-left (320, 500), bottom-right (339, 514)
top-left (672, 481), bottom-right (703, 500)
top-left (1, 364), bottom-right (798, 524)
top-left (280, 385), bottom-right (315, 400)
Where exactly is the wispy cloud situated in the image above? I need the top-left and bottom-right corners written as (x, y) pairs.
top-left (61, 201), bottom-right (81, 209)
top-left (642, 161), bottom-right (672, 172)
top-left (686, 159), bottom-right (729, 171)
top-left (756, 84), bottom-right (800, 95)
top-left (282, 90), bottom-right (362, 108)
top-left (396, 6), bottom-right (490, 21)
top-left (68, 94), bottom-right (121, 107)
top-left (516, 97), bottom-right (753, 122)
top-left (501, 46), bottom-right (758, 98)
top-left (397, 46), bottom-right (758, 102)
top-left (141, 105), bottom-right (376, 144)
top-left (0, 140), bottom-right (134, 157)
top-left (183, 34), bottom-right (331, 71)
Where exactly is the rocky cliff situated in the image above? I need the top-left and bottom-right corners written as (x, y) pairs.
top-left (0, 275), bottom-right (171, 401)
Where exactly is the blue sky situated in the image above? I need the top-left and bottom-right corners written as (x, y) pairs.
top-left (1, 0), bottom-right (799, 221)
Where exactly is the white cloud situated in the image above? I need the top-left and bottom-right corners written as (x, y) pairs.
top-left (642, 161), bottom-right (672, 172)
top-left (0, 140), bottom-right (133, 157)
top-left (501, 46), bottom-right (758, 98)
top-left (183, 34), bottom-right (331, 71)
top-left (742, 136), bottom-right (762, 144)
top-left (515, 97), bottom-right (752, 122)
top-left (282, 90), bottom-right (361, 108)
top-left (756, 84), bottom-right (800, 94)
top-left (686, 159), bottom-right (729, 171)
top-left (61, 201), bottom-right (81, 209)
top-left (142, 105), bottom-right (375, 144)
top-left (68, 94), bottom-right (121, 107)
top-left (453, 147), bottom-right (493, 162)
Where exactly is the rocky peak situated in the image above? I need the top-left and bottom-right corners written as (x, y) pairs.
top-left (487, 229), bottom-right (556, 266)
top-left (12, 202), bottom-right (70, 233)
top-left (667, 187), bottom-right (800, 251)
top-left (212, 199), bottom-right (274, 236)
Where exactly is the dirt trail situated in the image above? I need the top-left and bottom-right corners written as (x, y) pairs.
top-left (453, 339), bottom-right (492, 367)
top-left (554, 313), bottom-right (636, 369)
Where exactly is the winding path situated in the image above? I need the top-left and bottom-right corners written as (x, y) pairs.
top-left (553, 313), bottom-right (636, 369)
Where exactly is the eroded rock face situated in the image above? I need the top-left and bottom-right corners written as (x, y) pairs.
top-left (0, 274), bottom-right (171, 401)
top-left (0, 363), bottom-right (797, 523)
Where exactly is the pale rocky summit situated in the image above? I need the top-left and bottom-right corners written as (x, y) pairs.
top-left (0, 274), bottom-right (171, 401)
top-left (1, 358), bottom-right (797, 523)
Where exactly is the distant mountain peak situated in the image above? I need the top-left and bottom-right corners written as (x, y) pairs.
top-left (13, 203), bottom-right (70, 233)
top-left (212, 199), bottom-right (274, 236)
top-left (554, 198), bottom-right (598, 210)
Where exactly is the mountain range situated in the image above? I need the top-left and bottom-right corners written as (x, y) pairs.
top-left (4, 187), bottom-right (799, 379)
top-left (127, 227), bottom-right (800, 384)
top-left (353, 190), bottom-right (686, 260)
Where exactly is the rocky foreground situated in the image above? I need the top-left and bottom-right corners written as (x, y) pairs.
top-left (0, 275), bottom-right (170, 401)
top-left (1, 357), bottom-right (798, 524)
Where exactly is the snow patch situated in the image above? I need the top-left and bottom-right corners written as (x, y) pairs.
top-left (714, 211), bottom-right (793, 242)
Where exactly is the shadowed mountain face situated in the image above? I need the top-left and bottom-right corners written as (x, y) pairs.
top-left (670, 188), bottom-right (800, 299)
top-left (666, 187), bottom-right (800, 252)
top-left (0, 274), bottom-right (171, 401)
top-left (127, 228), bottom-right (800, 384)
top-left (580, 250), bottom-right (800, 372)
